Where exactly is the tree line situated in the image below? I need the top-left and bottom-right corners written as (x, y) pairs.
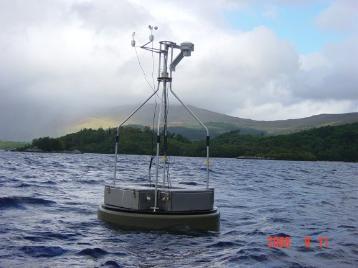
top-left (21, 123), bottom-right (358, 162)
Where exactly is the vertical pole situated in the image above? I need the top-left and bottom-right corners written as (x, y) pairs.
top-left (113, 128), bottom-right (119, 186)
top-left (154, 83), bottom-right (163, 212)
top-left (167, 46), bottom-right (174, 188)
top-left (206, 136), bottom-right (210, 189)
top-left (153, 42), bottom-right (163, 212)
top-left (162, 48), bottom-right (168, 186)
top-left (163, 80), bottom-right (167, 186)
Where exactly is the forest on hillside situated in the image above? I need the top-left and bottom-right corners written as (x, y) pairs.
top-left (20, 123), bottom-right (358, 162)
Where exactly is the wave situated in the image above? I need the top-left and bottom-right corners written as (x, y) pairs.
top-left (0, 196), bottom-right (56, 209)
top-left (207, 241), bottom-right (238, 248)
top-left (21, 245), bottom-right (67, 257)
top-left (40, 180), bottom-right (57, 185)
top-left (178, 181), bottom-right (198, 186)
top-left (228, 253), bottom-right (268, 262)
top-left (14, 182), bottom-right (32, 188)
top-left (77, 179), bottom-right (102, 185)
top-left (23, 231), bottom-right (79, 242)
top-left (102, 260), bottom-right (121, 267)
top-left (78, 248), bottom-right (108, 258)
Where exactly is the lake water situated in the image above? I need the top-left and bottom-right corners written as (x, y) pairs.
top-left (0, 151), bottom-right (357, 267)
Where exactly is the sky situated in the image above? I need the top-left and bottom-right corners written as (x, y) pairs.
top-left (0, 0), bottom-right (357, 141)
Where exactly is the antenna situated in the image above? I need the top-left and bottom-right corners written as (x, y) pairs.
top-left (133, 27), bottom-right (194, 72)
top-left (148, 25), bottom-right (157, 42)
top-left (131, 32), bottom-right (136, 47)
top-left (132, 25), bottom-right (159, 49)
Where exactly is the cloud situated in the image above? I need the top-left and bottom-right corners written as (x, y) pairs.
top-left (0, 0), bottom-right (357, 140)
top-left (294, 36), bottom-right (358, 100)
top-left (72, 0), bottom-right (151, 31)
top-left (232, 100), bottom-right (357, 121)
top-left (316, 0), bottom-right (358, 32)
top-left (173, 26), bottom-right (299, 111)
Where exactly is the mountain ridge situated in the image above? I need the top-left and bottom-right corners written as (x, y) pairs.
top-left (65, 104), bottom-right (358, 139)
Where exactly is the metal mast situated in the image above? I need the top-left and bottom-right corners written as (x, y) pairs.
top-left (113, 26), bottom-right (211, 212)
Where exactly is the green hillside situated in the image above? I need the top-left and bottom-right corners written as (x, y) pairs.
top-left (25, 127), bottom-right (197, 156)
top-left (0, 140), bottom-right (28, 150)
top-left (20, 123), bottom-right (358, 162)
top-left (211, 123), bottom-right (358, 162)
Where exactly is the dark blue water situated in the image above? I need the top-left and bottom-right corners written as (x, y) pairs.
top-left (0, 151), bottom-right (357, 267)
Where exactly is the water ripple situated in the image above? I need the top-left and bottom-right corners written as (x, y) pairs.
top-left (0, 196), bottom-right (56, 209)
top-left (0, 151), bottom-right (357, 267)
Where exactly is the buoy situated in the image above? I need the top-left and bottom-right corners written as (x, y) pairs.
top-left (98, 27), bottom-right (220, 231)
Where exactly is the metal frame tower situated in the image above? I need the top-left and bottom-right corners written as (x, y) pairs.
top-left (112, 26), bottom-right (210, 212)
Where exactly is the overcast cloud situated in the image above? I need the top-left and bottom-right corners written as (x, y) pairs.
top-left (0, 0), bottom-right (357, 140)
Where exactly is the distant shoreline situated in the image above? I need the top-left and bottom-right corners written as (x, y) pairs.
top-left (11, 122), bottom-right (358, 163)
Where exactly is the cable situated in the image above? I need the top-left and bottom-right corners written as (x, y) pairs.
top-left (134, 46), bottom-right (156, 92)
top-left (133, 40), bottom-right (160, 185)
top-left (151, 40), bottom-right (156, 90)
top-left (148, 100), bottom-right (157, 186)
